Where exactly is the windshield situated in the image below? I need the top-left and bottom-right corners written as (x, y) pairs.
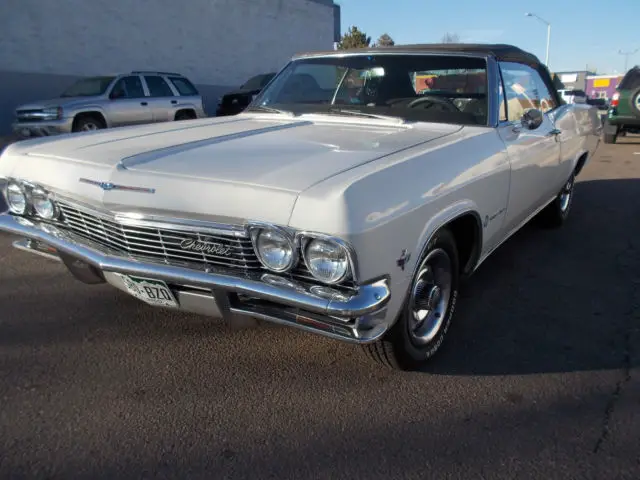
top-left (60, 76), bottom-right (116, 97)
top-left (618, 66), bottom-right (640, 90)
top-left (249, 54), bottom-right (489, 126)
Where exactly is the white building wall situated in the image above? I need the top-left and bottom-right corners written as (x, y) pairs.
top-left (0, 0), bottom-right (338, 133)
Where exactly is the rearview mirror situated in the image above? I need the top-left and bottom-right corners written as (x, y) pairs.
top-left (521, 109), bottom-right (543, 130)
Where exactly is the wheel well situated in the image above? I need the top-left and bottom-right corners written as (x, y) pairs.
top-left (72, 112), bottom-right (106, 130)
top-left (574, 152), bottom-right (589, 176)
top-left (444, 213), bottom-right (482, 276)
top-left (175, 109), bottom-right (196, 120)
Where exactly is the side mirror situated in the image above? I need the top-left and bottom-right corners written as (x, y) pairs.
top-left (521, 108), bottom-right (544, 130)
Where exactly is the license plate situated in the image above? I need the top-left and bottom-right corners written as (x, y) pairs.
top-left (117, 274), bottom-right (179, 308)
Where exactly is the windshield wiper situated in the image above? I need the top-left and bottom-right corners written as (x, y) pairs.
top-left (325, 107), bottom-right (405, 123)
top-left (245, 105), bottom-right (294, 116)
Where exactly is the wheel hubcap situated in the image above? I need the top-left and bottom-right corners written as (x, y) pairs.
top-left (559, 177), bottom-right (574, 212)
top-left (82, 123), bottom-right (98, 131)
top-left (408, 248), bottom-right (452, 345)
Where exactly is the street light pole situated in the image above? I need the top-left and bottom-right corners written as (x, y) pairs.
top-left (525, 12), bottom-right (551, 69)
top-left (619, 48), bottom-right (639, 72)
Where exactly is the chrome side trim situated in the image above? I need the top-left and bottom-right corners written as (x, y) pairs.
top-left (0, 214), bottom-right (390, 319)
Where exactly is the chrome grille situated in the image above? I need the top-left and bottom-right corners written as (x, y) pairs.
top-left (56, 200), bottom-right (354, 288)
top-left (58, 201), bottom-right (260, 270)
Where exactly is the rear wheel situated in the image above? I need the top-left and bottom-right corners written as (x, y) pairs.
top-left (604, 132), bottom-right (617, 144)
top-left (362, 228), bottom-right (459, 370)
top-left (175, 110), bottom-right (195, 121)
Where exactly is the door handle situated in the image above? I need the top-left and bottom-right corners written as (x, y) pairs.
top-left (171, 100), bottom-right (177, 104)
top-left (140, 102), bottom-right (148, 106)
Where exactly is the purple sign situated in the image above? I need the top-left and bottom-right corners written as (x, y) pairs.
top-left (585, 75), bottom-right (624, 101)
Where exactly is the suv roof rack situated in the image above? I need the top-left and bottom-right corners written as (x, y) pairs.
top-left (131, 71), bottom-right (183, 76)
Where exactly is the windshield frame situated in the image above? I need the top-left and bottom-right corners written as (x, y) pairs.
top-left (248, 52), bottom-right (495, 127)
top-left (60, 76), bottom-right (117, 98)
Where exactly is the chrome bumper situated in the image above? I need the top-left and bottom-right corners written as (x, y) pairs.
top-left (11, 118), bottom-right (74, 138)
top-left (0, 214), bottom-right (392, 343)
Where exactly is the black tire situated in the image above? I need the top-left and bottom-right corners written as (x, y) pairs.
top-left (603, 132), bottom-right (617, 144)
top-left (175, 110), bottom-right (194, 121)
top-left (362, 228), bottom-right (460, 370)
top-left (538, 172), bottom-right (575, 228)
top-left (72, 115), bottom-right (105, 133)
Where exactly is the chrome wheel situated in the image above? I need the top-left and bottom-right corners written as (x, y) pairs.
top-left (559, 176), bottom-right (574, 213)
top-left (408, 248), bottom-right (453, 345)
top-left (81, 122), bottom-right (99, 131)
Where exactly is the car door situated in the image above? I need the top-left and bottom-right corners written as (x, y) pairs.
top-left (142, 75), bottom-right (178, 122)
top-left (496, 61), bottom-right (562, 233)
top-left (105, 75), bottom-right (153, 127)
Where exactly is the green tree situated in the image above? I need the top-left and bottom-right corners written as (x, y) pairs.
top-left (441, 32), bottom-right (460, 43)
top-left (374, 33), bottom-right (395, 47)
top-left (337, 26), bottom-right (371, 50)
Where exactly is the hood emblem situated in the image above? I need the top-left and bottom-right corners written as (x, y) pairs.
top-left (79, 178), bottom-right (156, 193)
top-left (180, 237), bottom-right (232, 256)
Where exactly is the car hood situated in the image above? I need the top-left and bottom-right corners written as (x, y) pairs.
top-left (13, 114), bottom-right (462, 192)
top-left (4, 114), bottom-right (462, 225)
top-left (16, 96), bottom-right (98, 111)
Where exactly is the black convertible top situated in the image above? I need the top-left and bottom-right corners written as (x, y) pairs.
top-left (294, 43), bottom-right (543, 68)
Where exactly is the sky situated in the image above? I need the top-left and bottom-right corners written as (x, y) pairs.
top-left (335, 0), bottom-right (640, 75)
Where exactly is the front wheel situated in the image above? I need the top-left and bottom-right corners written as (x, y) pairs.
top-left (538, 172), bottom-right (575, 228)
top-left (362, 228), bottom-right (460, 370)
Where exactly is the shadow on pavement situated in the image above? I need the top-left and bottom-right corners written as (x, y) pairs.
top-left (423, 178), bottom-right (639, 376)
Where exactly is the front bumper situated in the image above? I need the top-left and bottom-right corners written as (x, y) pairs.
top-left (0, 213), bottom-right (392, 343)
top-left (11, 117), bottom-right (74, 138)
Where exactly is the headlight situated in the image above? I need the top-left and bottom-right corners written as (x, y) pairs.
top-left (6, 181), bottom-right (27, 215)
top-left (41, 106), bottom-right (62, 120)
top-left (30, 187), bottom-right (57, 219)
top-left (251, 227), bottom-right (295, 272)
top-left (303, 238), bottom-right (350, 284)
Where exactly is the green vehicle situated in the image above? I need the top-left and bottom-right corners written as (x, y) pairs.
top-left (603, 66), bottom-right (640, 143)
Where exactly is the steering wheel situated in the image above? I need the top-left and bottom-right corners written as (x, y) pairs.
top-left (407, 95), bottom-right (460, 112)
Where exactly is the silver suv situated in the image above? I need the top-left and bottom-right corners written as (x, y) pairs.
top-left (12, 71), bottom-right (207, 138)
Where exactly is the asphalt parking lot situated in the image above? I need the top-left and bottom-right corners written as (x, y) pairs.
top-left (0, 139), bottom-right (639, 479)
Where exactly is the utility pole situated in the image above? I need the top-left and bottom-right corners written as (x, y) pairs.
top-left (619, 48), bottom-right (639, 72)
top-left (525, 12), bottom-right (551, 69)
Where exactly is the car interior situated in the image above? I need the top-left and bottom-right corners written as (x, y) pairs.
top-left (266, 55), bottom-right (489, 125)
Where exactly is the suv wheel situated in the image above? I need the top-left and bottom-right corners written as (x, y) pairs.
top-left (73, 115), bottom-right (105, 133)
top-left (603, 118), bottom-right (618, 144)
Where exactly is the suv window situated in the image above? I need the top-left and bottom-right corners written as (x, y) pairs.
top-left (110, 76), bottom-right (145, 99)
top-left (499, 62), bottom-right (543, 122)
top-left (618, 66), bottom-right (640, 90)
top-left (144, 76), bottom-right (175, 97)
top-left (168, 76), bottom-right (199, 96)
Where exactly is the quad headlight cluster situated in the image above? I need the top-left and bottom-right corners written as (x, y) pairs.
top-left (248, 224), bottom-right (355, 285)
top-left (3, 179), bottom-right (59, 220)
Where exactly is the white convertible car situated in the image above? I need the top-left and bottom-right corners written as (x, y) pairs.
top-left (0, 44), bottom-right (601, 370)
